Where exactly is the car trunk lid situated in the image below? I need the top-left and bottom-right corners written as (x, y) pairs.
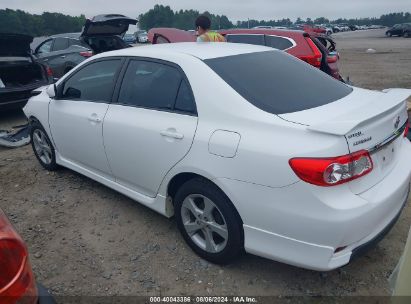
top-left (81, 14), bottom-right (137, 37)
top-left (279, 87), bottom-right (411, 194)
top-left (0, 33), bottom-right (33, 57)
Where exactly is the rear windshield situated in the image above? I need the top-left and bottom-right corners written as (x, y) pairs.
top-left (204, 51), bottom-right (352, 114)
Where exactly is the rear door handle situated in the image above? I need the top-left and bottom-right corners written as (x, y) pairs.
top-left (60, 55), bottom-right (66, 59)
top-left (160, 130), bottom-right (184, 140)
top-left (43, 58), bottom-right (48, 62)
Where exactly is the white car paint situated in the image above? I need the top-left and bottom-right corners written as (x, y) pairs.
top-left (24, 43), bottom-right (411, 270)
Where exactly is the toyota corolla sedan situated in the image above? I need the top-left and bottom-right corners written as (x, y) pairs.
top-left (23, 43), bottom-right (411, 271)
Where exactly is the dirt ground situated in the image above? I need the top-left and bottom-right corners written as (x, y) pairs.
top-left (0, 28), bottom-right (411, 298)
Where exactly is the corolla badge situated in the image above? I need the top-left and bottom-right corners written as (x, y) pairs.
top-left (394, 116), bottom-right (400, 129)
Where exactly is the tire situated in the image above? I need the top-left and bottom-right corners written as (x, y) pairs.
top-left (404, 32), bottom-right (409, 38)
top-left (30, 121), bottom-right (58, 171)
top-left (387, 32), bottom-right (392, 37)
top-left (174, 177), bottom-right (243, 264)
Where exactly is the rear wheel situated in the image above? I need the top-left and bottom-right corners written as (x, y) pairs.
top-left (404, 32), bottom-right (410, 38)
top-left (174, 178), bottom-right (243, 264)
top-left (30, 122), bottom-right (58, 171)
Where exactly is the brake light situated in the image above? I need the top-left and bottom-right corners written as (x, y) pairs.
top-left (289, 150), bottom-right (373, 186)
top-left (46, 66), bottom-right (53, 77)
top-left (299, 37), bottom-right (322, 68)
top-left (0, 211), bottom-right (37, 304)
top-left (79, 50), bottom-right (93, 57)
top-left (405, 119), bottom-right (409, 138)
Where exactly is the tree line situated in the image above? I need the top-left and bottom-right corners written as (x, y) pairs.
top-left (0, 8), bottom-right (85, 37)
top-left (138, 5), bottom-right (233, 30)
top-left (0, 7), bottom-right (410, 37)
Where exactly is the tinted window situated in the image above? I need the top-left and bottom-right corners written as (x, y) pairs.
top-left (52, 38), bottom-right (69, 51)
top-left (205, 51), bottom-right (352, 114)
top-left (61, 60), bottom-right (121, 102)
top-left (37, 40), bottom-right (53, 54)
top-left (118, 60), bottom-right (182, 110)
top-left (265, 36), bottom-right (293, 50)
top-left (68, 39), bottom-right (81, 46)
top-left (175, 80), bottom-right (196, 114)
top-left (226, 34), bottom-right (265, 46)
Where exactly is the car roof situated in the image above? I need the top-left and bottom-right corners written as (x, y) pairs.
top-left (220, 28), bottom-right (306, 38)
top-left (50, 33), bottom-right (81, 39)
top-left (97, 42), bottom-right (275, 60)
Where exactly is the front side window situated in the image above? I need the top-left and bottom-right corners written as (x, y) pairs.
top-left (205, 51), bottom-right (352, 114)
top-left (61, 59), bottom-right (121, 102)
top-left (37, 40), bottom-right (53, 54)
top-left (118, 60), bottom-right (185, 111)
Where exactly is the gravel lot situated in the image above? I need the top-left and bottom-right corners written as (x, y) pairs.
top-left (0, 28), bottom-right (410, 298)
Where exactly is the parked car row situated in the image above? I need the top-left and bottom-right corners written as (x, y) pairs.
top-left (148, 27), bottom-right (344, 81)
top-left (386, 23), bottom-right (411, 37)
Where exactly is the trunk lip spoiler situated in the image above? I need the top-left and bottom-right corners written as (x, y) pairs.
top-left (306, 88), bottom-right (411, 136)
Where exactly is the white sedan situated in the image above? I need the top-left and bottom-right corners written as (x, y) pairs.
top-left (24, 43), bottom-right (411, 270)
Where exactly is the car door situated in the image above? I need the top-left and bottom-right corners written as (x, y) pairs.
top-left (34, 39), bottom-right (54, 65)
top-left (103, 59), bottom-right (198, 197)
top-left (49, 58), bottom-right (124, 180)
top-left (45, 37), bottom-right (70, 77)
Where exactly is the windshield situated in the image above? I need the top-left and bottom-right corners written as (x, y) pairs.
top-left (204, 51), bottom-right (352, 114)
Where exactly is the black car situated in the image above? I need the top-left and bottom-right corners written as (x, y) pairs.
top-left (385, 23), bottom-right (410, 37)
top-left (403, 24), bottom-right (411, 38)
top-left (0, 33), bottom-right (53, 110)
top-left (33, 14), bottom-right (137, 78)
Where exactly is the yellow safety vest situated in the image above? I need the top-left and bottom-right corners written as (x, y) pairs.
top-left (198, 32), bottom-right (225, 42)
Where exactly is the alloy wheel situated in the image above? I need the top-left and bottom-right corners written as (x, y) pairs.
top-left (181, 194), bottom-right (228, 253)
top-left (32, 129), bottom-right (53, 165)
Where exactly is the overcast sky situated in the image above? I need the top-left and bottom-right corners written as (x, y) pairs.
top-left (1, 0), bottom-right (410, 21)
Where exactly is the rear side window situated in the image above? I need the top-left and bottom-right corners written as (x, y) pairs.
top-left (37, 40), bottom-right (53, 54)
top-left (226, 34), bottom-right (265, 46)
top-left (61, 59), bottom-right (121, 102)
top-left (52, 38), bottom-right (69, 51)
top-left (175, 80), bottom-right (196, 114)
top-left (118, 60), bottom-right (182, 111)
top-left (265, 36), bottom-right (293, 50)
top-left (155, 35), bottom-right (170, 44)
top-left (205, 51), bottom-right (352, 114)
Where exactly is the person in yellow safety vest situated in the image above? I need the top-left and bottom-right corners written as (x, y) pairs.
top-left (195, 15), bottom-right (225, 42)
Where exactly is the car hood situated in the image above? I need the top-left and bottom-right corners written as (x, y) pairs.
top-left (81, 14), bottom-right (137, 37)
top-left (0, 33), bottom-right (33, 57)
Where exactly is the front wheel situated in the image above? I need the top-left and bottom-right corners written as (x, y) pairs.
top-left (174, 178), bottom-right (244, 264)
top-left (30, 122), bottom-right (58, 171)
top-left (404, 32), bottom-right (410, 38)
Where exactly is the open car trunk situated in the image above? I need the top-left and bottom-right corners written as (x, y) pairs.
top-left (0, 33), bottom-right (50, 108)
top-left (0, 61), bottom-right (47, 89)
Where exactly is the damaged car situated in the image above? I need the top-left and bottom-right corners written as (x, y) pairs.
top-left (34, 14), bottom-right (137, 78)
top-left (0, 33), bottom-right (53, 110)
top-left (24, 43), bottom-right (411, 271)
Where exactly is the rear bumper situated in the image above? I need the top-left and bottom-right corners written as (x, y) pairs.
top-left (216, 139), bottom-right (411, 271)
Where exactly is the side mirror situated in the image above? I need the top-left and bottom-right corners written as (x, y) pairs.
top-left (46, 84), bottom-right (56, 98)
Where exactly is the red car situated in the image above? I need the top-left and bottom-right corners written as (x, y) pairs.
top-left (0, 208), bottom-right (55, 304)
top-left (148, 28), bottom-right (343, 81)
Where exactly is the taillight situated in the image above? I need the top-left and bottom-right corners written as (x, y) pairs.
top-left (405, 120), bottom-right (409, 138)
top-left (46, 67), bottom-right (53, 77)
top-left (79, 50), bottom-right (93, 57)
top-left (327, 53), bottom-right (339, 63)
top-left (0, 211), bottom-right (37, 304)
top-left (289, 150), bottom-right (373, 187)
top-left (300, 37), bottom-right (322, 68)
